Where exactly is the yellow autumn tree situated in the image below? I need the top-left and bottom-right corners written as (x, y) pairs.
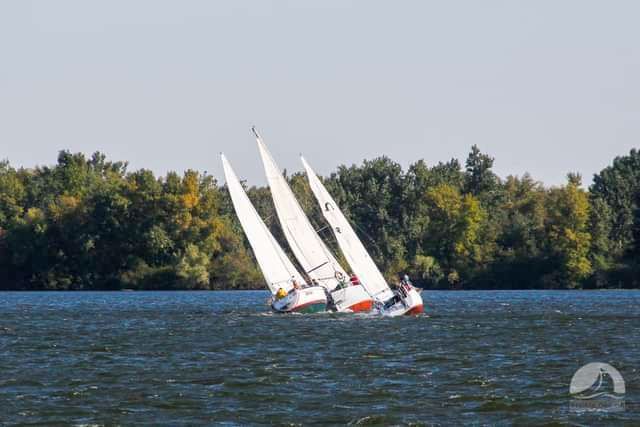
top-left (421, 184), bottom-right (485, 285)
top-left (545, 174), bottom-right (592, 287)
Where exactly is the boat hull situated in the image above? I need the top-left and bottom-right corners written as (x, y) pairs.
top-left (271, 285), bottom-right (328, 313)
top-left (378, 286), bottom-right (424, 317)
top-left (293, 300), bottom-right (328, 313)
top-left (329, 284), bottom-right (374, 313)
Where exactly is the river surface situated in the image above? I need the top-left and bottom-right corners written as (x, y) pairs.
top-left (0, 290), bottom-right (638, 425)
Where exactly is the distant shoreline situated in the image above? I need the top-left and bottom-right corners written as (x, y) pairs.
top-left (2, 148), bottom-right (639, 291)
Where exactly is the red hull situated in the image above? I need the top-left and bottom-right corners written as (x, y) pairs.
top-left (405, 304), bottom-right (424, 316)
top-left (348, 299), bottom-right (374, 313)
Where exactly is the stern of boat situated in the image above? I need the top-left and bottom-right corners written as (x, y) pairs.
top-left (403, 287), bottom-right (424, 315)
top-left (330, 284), bottom-right (374, 313)
top-left (378, 286), bottom-right (424, 317)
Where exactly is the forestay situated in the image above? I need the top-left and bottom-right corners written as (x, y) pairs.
top-left (254, 129), bottom-right (348, 290)
top-left (221, 154), bottom-right (303, 294)
top-left (301, 156), bottom-right (394, 301)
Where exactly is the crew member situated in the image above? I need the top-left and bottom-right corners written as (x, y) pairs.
top-left (399, 274), bottom-right (412, 297)
top-left (276, 288), bottom-right (287, 300)
top-left (349, 273), bottom-right (360, 286)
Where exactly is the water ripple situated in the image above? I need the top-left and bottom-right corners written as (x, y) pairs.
top-left (0, 290), bottom-right (638, 424)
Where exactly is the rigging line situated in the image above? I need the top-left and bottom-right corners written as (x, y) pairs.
top-left (315, 225), bottom-right (329, 234)
top-left (312, 221), bottom-right (349, 274)
top-left (334, 218), bottom-right (384, 299)
top-left (315, 224), bottom-right (343, 264)
top-left (351, 219), bottom-right (384, 257)
top-left (306, 261), bottom-right (329, 275)
top-left (280, 178), bottom-right (344, 275)
top-left (300, 208), bottom-right (344, 274)
top-left (285, 222), bottom-right (317, 275)
top-left (272, 163), bottom-right (322, 273)
top-left (229, 173), bottom-right (297, 289)
top-left (314, 276), bottom-right (338, 282)
top-left (283, 186), bottom-right (346, 277)
top-left (305, 211), bottom-right (347, 275)
top-left (259, 129), bottom-right (346, 278)
top-left (261, 210), bottom-right (299, 284)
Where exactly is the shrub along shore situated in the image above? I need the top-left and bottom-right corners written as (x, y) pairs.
top-left (1, 147), bottom-right (639, 290)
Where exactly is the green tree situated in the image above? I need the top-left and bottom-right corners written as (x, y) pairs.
top-left (484, 174), bottom-right (549, 289)
top-left (3, 146), bottom-right (640, 291)
top-left (419, 184), bottom-right (485, 287)
top-left (465, 145), bottom-right (499, 197)
top-left (590, 149), bottom-right (640, 254)
top-left (545, 175), bottom-right (592, 287)
top-left (0, 160), bottom-right (26, 229)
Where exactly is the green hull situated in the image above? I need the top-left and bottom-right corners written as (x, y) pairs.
top-left (294, 302), bottom-right (326, 314)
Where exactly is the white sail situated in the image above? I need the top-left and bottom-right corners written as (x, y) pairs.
top-left (301, 156), bottom-right (394, 302)
top-left (254, 129), bottom-right (348, 290)
top-left (221, 154), bottom-right (304, 294)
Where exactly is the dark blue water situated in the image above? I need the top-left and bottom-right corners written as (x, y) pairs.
top-left (0, 290), bottom-right (638, 425)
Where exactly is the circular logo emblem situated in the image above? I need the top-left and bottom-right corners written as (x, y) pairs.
top-left (570, 362), bottom-right (625, 400)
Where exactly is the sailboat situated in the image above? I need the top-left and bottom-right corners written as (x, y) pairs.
top-left (253, 128), bottom-right (373, 313)
top-left (301, 156), bottom-right (424, 316)
top-left (221, 154), bottom-right (327, 313)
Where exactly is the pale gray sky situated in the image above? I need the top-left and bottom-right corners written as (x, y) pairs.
top-left (1, 1), bottom-right (638, 187)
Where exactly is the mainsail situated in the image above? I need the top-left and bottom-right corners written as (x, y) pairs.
top-left (254, 128), bottom-right (348, 290)
top-left (301, 156), bottom-right (394, 302)
top-left (221, 154), bottom-right (304, 294)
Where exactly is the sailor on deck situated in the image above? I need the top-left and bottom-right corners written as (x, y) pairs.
top-left (399, 274), bottom-right (412, 297)
top-left (349, 273), bottom-right (360, 286)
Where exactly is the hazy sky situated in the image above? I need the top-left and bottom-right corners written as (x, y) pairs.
top-left (1, 1), bottom-right (638, 187)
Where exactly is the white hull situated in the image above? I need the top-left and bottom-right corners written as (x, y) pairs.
top-left (329, 284), bottom-right (373, 313)
top-left (376, 286), bottom-right (424, 317)
top-left (271, 286), bottom-right (328, 313)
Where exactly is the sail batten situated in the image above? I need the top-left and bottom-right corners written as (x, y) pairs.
top-left (302, 157), bottom-right (394, 301)
top-left (221, 154), bottom-right (303, 294)
top-left (255, 133), bottom-right (348, 290)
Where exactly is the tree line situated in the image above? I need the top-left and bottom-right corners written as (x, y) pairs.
top-left (1, 147), bottom-right (638, 290)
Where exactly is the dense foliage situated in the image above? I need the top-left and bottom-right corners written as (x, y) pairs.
top-left (1, 147), bottom-right (639, 290)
